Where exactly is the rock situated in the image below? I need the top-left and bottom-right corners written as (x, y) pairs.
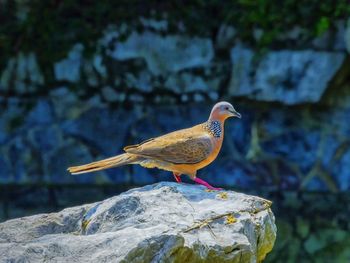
top-left (139, 17), bottom-right (168, 32)
top-left (276, 26), bottom-right (305, 42)
top-left (101, 86), bottom-right (119, 102)
top-left (334, 148), bottom-right (350, 191)
top-left (0, 52), bottom-right (44, 93)
top-left (262, 129), bottom-right (320, 171)
top-left (5, 136), bottom-right (33, 183)
top-left (311, 20), bottom-right (347, 51)
top-left (229, 45), bottom-right (345, 104)
top-left (312, 30), bottom-right (333, 50)
top-left (62, 107), bottom-right (135, 156)
top-left (27, 125), bottom-right (63, 153)
top-left (82, 54), bottom-right (108, 87)
top-left (333, 20), bottom-right (347, 51)
top-left (0, 182), bottom-right (277, 262)
top-left (0, 97), bottom-right (26, 141)
top-left (54, 44), bottom-right (84, 83)
top-left (49, 87), bottom-right (88, 120)
top-left (200, 160), bottom-right (256, 189)
top-left (125, 71), bottom-right (153, 92)
top-left (253, 28), bottom-right (264, 42)
top-left (82, 60), bottom-right (99, 87)
top-left (92, 55), bottom-right (107, 79)
top-left (165, 72), bottom-right (214, 94)
top-left (131, 165), bottom-right (164, 185)
top-left (0, 155), bottom-right (12, 183)
top-left (108, 31), bottom-right (214, 76)
top-left (345, 18), bottom-right (350, 54)
top-left (45, 141), bottom-right (98, 184)
top-left (26, 99), bottom-right (54, 126)
top-left (216, 24), bottom-right (236, 49)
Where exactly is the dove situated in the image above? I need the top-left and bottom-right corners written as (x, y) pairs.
top-left (68, 101), bottom-right (241, 190)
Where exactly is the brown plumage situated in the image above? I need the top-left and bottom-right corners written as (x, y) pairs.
top-left (67, 101), bottom-right (241, 190)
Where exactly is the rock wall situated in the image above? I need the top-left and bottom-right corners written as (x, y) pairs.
top-left (1, 14), bottom-right (350, 191)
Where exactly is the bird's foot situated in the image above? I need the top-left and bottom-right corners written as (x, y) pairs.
top-left (193, 177), bottom-right (222, 191)
top-left (173, 172), bottom-right (182, 183)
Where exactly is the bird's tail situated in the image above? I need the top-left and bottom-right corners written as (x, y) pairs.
top-left (67, 153), bottom-right (138, 175)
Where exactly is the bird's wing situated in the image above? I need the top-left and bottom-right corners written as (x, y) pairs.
top-left (124, 127), bottom-right (213, 164)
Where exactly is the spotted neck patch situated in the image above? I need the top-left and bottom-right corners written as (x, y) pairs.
top-left (204, 120), bottom-right (222, 138)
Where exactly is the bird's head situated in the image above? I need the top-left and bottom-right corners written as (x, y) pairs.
top-left (209, 101), bottom-right (241, 121)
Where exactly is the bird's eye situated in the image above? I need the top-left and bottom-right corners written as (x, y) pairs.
top-left (225, 107), bottom-right (229, 110)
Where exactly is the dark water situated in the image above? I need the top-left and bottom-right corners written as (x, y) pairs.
top-left (1, 184), bottom-right (349, 262)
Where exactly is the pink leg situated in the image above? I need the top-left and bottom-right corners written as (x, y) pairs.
top-left (193, 177), bottom-right (222, 190)
top-left (173, 172), bottom-right (182, 183)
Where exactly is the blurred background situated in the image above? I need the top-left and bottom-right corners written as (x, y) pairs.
top-left (1, 1), bottom-right (350, 262)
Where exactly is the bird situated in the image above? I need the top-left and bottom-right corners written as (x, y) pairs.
top-left (67, 101), bottom-right (241, 190)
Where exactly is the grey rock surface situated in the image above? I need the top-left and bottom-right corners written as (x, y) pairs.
top-left (0, 52), bottom-right (44, 93)
top-left (108, 31), bottom-right (214, 76)
top-left (229, 45), bottom-right (345, 104)
top-left (54, 44), bottom-right (84, 83)
top-left (0, 182), bottom-right (276, 262)
top-left (346, 18), bottom-right (350, 54)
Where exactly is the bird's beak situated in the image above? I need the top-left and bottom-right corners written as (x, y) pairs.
top-left (229, 109), bottom-right (241, 118)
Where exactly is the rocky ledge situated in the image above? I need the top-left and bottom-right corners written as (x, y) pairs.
top-left (0, 182), bottom-right (276, 262)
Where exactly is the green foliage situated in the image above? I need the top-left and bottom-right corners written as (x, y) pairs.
top-left (316, 17), bottom-right (330, 36)
top-left (266, 192), bottom-right (350, 262)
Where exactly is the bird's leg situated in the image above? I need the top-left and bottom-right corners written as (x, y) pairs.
top-left (193, 177), bottom-right (222, 191)
top-left (173, 172), bottom-right (182, 183)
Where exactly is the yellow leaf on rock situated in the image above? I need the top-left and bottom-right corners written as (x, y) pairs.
top-left (81, 219), bottom-right (91, 231)
top-left (217, 192), bottom-right (228, 200)
top-left (226, 214), bottom-right (237, 224)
